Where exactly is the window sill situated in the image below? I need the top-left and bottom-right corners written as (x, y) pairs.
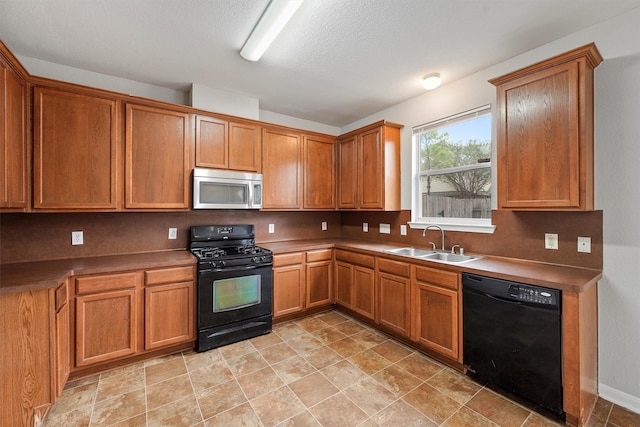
top-left (408, 220), bottom-right (496, 234)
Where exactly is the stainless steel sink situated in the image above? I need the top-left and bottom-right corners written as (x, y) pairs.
top-left (385, 247), bottom-right (436, 257)
top-left (385, 247), bottom-right (480, 264)
top-left (419, 252), bottom-right (480, 263)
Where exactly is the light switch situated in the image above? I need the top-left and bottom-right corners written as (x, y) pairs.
top-left (577, 236), bottom-right (591, 253)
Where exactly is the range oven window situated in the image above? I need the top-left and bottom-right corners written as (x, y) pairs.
top-left (213, 274), bottom-right (261, 312)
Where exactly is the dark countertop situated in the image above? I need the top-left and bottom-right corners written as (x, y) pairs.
top-left (0, 250), bottom-right (196, 295)
top-left (260, 238), bottom-right (602, 293)
top-left (1, 239), bottom-right (602, 295)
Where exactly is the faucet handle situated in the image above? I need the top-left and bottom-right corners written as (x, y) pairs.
top-left (428, 242), bottom-right (436, 251)
top-left (451, 244), bottom-right (460, 254)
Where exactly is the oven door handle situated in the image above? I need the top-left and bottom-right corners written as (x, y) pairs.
top-left (202, 264), bottom-right (269, 274)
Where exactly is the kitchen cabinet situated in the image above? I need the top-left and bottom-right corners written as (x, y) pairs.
top-left (334, 249), bottom-right (375, 320)
top-left (144, 266), bottom-right (195, 350)
top-left (74, 272), bottom-right (139, 367)
top-left (125, 103), bottom-right (191, 209)
top-left (262, 127), bottom-right (302, 209)
top-left (490, 43), bottom-right (602, 211)
top-left (303, 135), bottom-right (335, 209)
top-left (337, 121), bottom-right (402, 210)
top-left (53, 280), bottom-right (70, 398)
top-left (376, 258), bottom-right (411, 338)
top-left (0, 43), bottom-right (28, 211)
top-left (306, 249), bottom-right (333, 308)
top-left (195, 114), bottom-right (261, 172)
top-left (412, 265), bottom-right (461, 362)
top-left (33, 86), bottom-right (121, 210)
top-left (273, 252), bottom-right (306, 318)
top-left (262, 126), bottom-right (336, 210)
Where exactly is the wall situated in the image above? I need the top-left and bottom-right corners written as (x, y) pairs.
top-left (339, 7), bottom-right (640, 412)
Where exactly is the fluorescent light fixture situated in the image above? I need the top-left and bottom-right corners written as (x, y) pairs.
top-left (240, 0), bottom-right (304, 62)
top-left (422, 73), bottom-right (442, 90)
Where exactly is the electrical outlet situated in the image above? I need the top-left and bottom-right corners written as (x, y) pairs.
top-left (577, 236), bottom-right (591, 253)
top-left (400, 225), bottom-right (407, 236)
top-left (71, 231), bottom-right (83, 246)
top-left (545, 233), bottom-right (558, 250)
top-left (168, 228), bottom-right (177, 239)
top-left (268, 224), bottom-right (275, 234)
top-left (379, 223), bottom-right (391, 234)
top-left (362, 222), bottom-right (369, 232)
top-left (321, 221), bottom-right (328, 231)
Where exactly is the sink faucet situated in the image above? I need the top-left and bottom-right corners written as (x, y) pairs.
top-left (422, 225), bottom-right (445, 251)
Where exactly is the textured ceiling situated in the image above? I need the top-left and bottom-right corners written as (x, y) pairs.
top-left (1, 0), bottom-right (639, 126)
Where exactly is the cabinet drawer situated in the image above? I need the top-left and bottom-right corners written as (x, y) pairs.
top-left (306, 249), bottom-right (332, 263)
top-left (75, 272), bottom-right (138, 295)
top-left (274, 252), bottom-right (304, 267)
top-left (145, 266), bottom-right (194, 286)
top-left (55, 280), bottom-right (68, 311)
top-left (415, 266), bottom-right (459, 290)
top-left (377, 257), bottom-right (411, 278)
top-left (335, 250), bottom-right (375, 268)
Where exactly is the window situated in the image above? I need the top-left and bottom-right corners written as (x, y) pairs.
top-left (412, 105), bottom-right (494, 232)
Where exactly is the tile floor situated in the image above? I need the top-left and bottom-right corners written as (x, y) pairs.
top-left (43, 310), bottom-right (639, 427)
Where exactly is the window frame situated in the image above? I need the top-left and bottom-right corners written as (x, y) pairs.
top-left (409, 105), bottom-right (496, 234)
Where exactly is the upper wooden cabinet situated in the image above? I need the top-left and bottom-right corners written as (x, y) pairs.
top-left (337, 121), bottom-right (402, 210)
top-left (33, 86), bottom-right (121, 210)
top-left (125, 103), bottom-right (191, 209)
top-left (303, 134), bottom-right (335, 210)
top-left (195, 115), bottom-right (261, 172)
top-left (262, 126), bottom-right (336, 211)
top-left (0, 44), bottom-right (28, 211)
top-left (262, 127), bottom-right (302, 209)
top-left (490, 43), bottom-right (602, 211)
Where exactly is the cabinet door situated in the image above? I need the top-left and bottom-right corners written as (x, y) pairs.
top-left (145, 282), bottom-right (194, 350)
top-left (53, 281), bottom-right (70, 398)
top-left (229, 121), bottom-right (261, 172)
top-left (125, 104), bottom-right (190, 209)
top-left (0, 59), bottom-right (27, 209)
top-left (262, 127), bottom-right (302, 209)
top-left (273, 264), bottom-right (305, 318)
top-left (33, 87), bottom-right (120, 210)
top-left (303, 135), bottom-right (335, 209)
top-left (353, 266), bottom-right (375, 320)
top-left (497, 62), bottom-right (581, 209)
top-left (358, 127), bottom-right (383, 209)
top-left (378, 272), bottom-right (411, 337)
top-left (414, 281), bottom-right (460, 361)
top-left (306, 260), bottom-right (332, 308)
top-left (75, 288), bottom-right (137, 366)
top-left (195, 115), bottom-right (228, 169)
top-left (337, 135), bottom-right (357, 209)
top-left (334, 261), bottom-right (353, 309)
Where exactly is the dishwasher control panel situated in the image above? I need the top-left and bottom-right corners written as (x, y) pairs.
top-left (508, 284), bottom-right (557, 305)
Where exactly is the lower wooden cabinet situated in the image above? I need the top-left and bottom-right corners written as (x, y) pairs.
top-left (412, 265), bottom-right (461, 362)
top-left (144, 266), bottom-right (195, 350)
top-left (74, 272), bottom-right (139, 366)
top-left (273, 249), bottom-right (333, 319)
top-left (72, 264), bottom-right (195, 370)
top-left (376, 258), bottom-right (411, 338)
top-left (334, 250), bottom-right (375, 320)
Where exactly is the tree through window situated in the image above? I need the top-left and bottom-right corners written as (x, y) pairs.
top-left (414, 106), bottom-right (492, 221)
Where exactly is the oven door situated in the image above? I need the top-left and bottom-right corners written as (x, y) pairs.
top-left (197, 264), bottom-right (273, 329)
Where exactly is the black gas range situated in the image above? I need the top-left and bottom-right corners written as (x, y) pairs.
top-left (189, 224), bottom-right (273, 352)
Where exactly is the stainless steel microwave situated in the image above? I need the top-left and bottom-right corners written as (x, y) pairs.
top-left (193, 168), bottom-right (262, 209)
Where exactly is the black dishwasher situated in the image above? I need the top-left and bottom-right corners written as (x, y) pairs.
top-left (462, 273), bottom-right (563, 418)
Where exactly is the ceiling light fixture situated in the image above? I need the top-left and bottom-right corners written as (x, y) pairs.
top-left (240, 0), bottom-right (304, 62)
top-left (422, 73), bottom-right (442, 90)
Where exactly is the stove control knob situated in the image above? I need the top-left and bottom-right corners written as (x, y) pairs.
top-left (261, 256), bottom-right (267, 262)
top-left (252, 256), bottom-right (259, 263)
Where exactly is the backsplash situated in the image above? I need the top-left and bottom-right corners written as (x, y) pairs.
top-left (340, 210), bottom-right (602, 270)
top-left (0, 209), bottom-right (601, 269)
